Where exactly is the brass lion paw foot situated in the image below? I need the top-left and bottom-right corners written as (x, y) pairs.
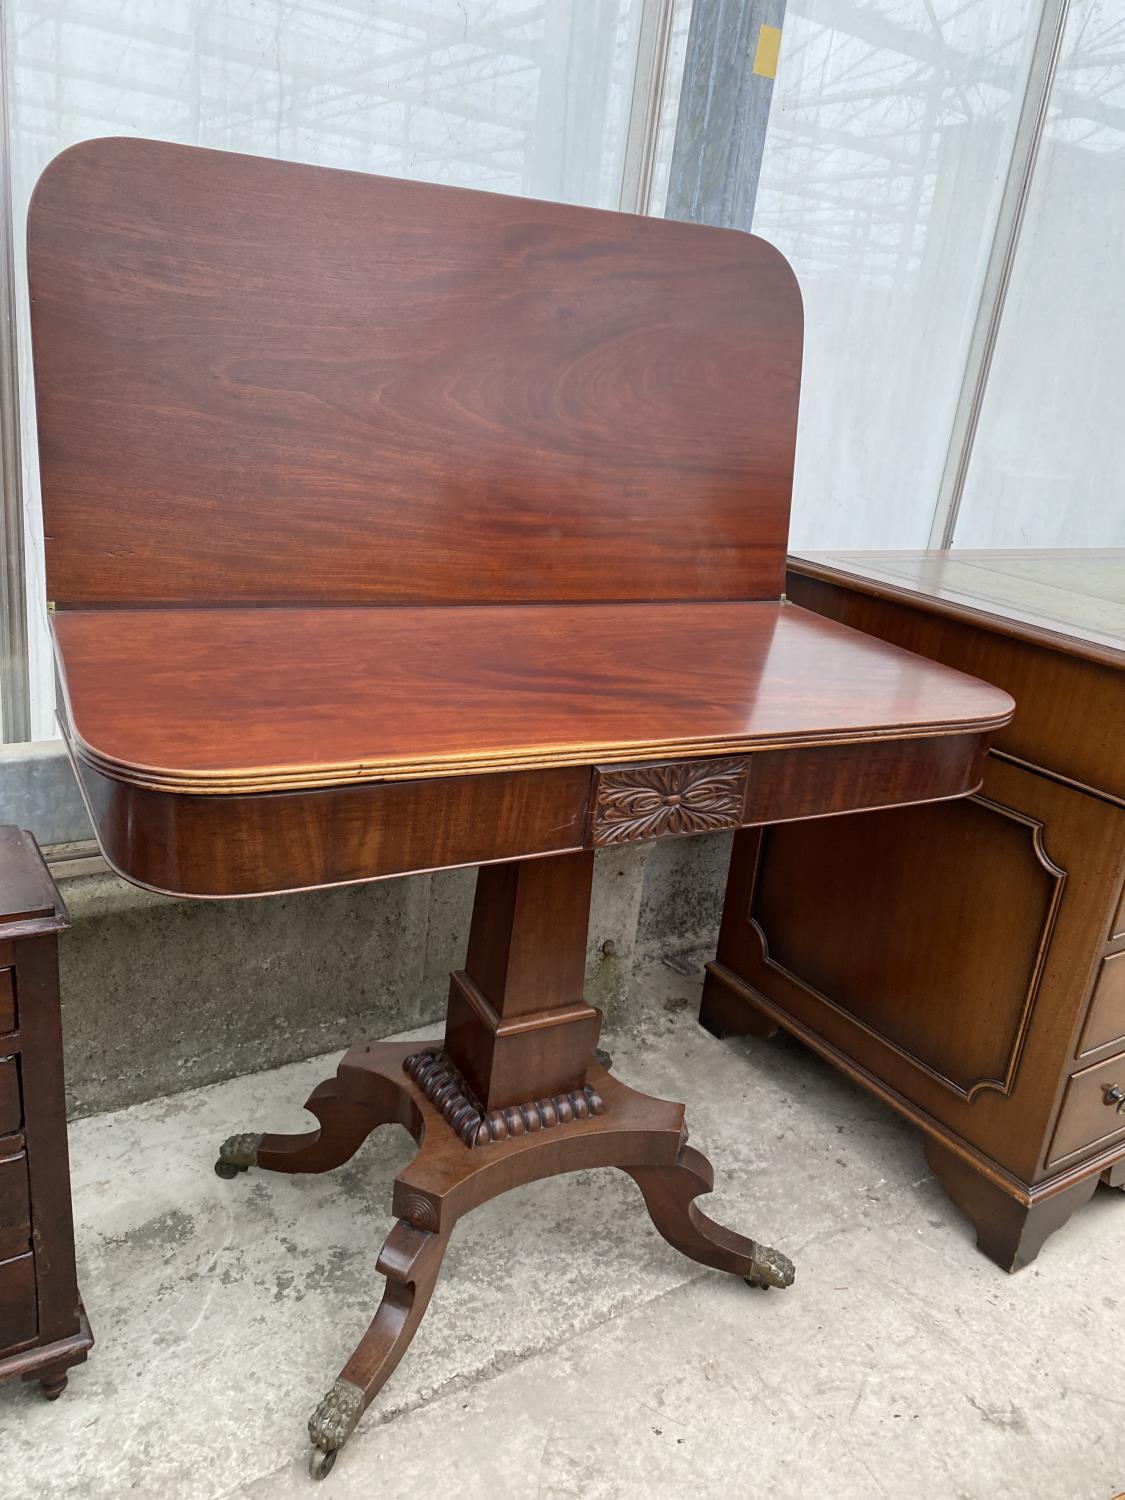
top-left (308, 1376), bottom-right (366, 1479)
top-left (745, 1242), bottom-right (796, 1290)
top-left (214, 1132), bottom-right (264, 1179)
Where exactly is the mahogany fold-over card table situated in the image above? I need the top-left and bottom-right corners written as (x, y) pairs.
top-left (29, 138), bottom-right (1014, 1478)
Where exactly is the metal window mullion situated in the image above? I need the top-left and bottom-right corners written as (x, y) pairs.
top-left (662, 0), bottom-right (787, 231)
top-left (928, 0), bottom-right (1071, 551)
top-left (0, 9), bottom-right (30, 744)
top-left (619, 0), bottom-right (677, 214)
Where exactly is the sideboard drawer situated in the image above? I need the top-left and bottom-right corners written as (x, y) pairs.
top-left (1048, 1053), bottom-right (1125, 1166)
top-left (0, 970), bottom-right (13, 1035)
top-left (0, 1057), bottom-right (20, 1137)
top-left (0, 1251), bottom-right (37, 1348)
top-left (1113, 879), bottom-right (1125, 941)
top-left (1079, 951), bottom-right (1125, 1057)
top-left (0, 1152), bottom-right (30, 1261)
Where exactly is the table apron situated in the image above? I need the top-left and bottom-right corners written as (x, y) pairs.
top-left (70, 730), bottom-right (990, 899)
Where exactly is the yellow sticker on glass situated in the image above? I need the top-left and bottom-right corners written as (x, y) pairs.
top-left (752, 24), bottom-right (782, 80)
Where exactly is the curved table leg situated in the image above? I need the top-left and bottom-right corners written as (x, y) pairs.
top-left (307, 1219), bottom-right (449, 1479)
top-left (213, 1040), bottom-right (796, 1481)
top-left (625, 1142), bottom-right (795, 1290)
top-left (214, 1076), bottom-right (394, 1179)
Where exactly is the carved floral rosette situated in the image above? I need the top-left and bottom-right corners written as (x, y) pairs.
top-left (590, 758), bottom-right (749, 846)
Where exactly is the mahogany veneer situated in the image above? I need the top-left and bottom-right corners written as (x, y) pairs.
top-left (30, 136), bottom-right (800, 610)
top-left (29, 139), bottom-right (1013, 1476)
top-left (54, 600), bottom-right (1007, 897)
top-left (53, 601), bottom-right (1008, 793)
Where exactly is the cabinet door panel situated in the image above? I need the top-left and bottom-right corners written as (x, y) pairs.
top-left (754, 791), bottom-right (1059, 1097)
top-left (730, 756), bottom-right (1125, 1180)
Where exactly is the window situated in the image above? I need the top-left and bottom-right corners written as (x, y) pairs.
top-left (954, 0), bottom-right (1125, 548)
top-left (751, 0), bottom-right (1043, 551)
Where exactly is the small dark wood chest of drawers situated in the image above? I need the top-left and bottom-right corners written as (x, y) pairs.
top-left (0, 825), bottom-right (92, 1396)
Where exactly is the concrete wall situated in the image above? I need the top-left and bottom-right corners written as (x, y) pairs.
top-left (56, 836), bottom-right (732, 1119)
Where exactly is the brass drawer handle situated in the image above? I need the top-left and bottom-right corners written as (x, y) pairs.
top-left (1103, 1084), bottom-right (1125, 1113)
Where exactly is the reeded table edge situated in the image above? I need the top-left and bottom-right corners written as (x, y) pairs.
top-left (51, 598), bottom-right (1016, 797)
top-left (60, 713), bottom-right (1013, 797)
top-left (59, 718), bottom-right (994, 902)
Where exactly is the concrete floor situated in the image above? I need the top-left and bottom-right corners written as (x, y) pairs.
top-left (4, 961), bottom-right (1123, 1500)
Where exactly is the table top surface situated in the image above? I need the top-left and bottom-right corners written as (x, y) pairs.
top-left (53, 600), bottom-right (1014, 794)
top-left (791, 550), bottom-right (1125, 663)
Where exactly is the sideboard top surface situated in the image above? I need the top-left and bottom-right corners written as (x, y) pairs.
top-left (0, 825), bottom-right (68, 935)
top-left (790, 550), bottom-right (1125, 667)
top-left (52, 601), bottom-right (1013, 793)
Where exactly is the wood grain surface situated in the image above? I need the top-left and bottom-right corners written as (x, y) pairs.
top-left (787, 563), bottom-right (1124, 806)
top-left (30, 136), bottom-right (803, 609)
top-left (32, 140), bottom-right (1013, 912)
top-left (52, 601), bottom-right (1013, 792)
top-left (790, 549), bottom-right (1125, 663)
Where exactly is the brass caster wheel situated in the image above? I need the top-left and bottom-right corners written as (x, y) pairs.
top-left (308, 1377), bottom-right (363, 1481)
top-left (309, 1447), bottom-right (337, 1480)
top-left (744, 1243), bottom-right (795, 1291)
top-left (593, 1046), bottom-right (613, 1070)
top-left (214, 1160), bottom-right (246, 1180)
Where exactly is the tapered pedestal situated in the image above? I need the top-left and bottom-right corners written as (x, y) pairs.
top-left (215, 852), bottom-right (795, 1478)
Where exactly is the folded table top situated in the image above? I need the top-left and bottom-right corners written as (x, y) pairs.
top-left (31, 140), bottom-right (1014, 896)
top-left (53, 600), bottom-right (1013, 795)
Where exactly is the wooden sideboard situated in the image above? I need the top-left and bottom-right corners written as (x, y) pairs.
top-left (703, 550), bottom-right (1125, 1271)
